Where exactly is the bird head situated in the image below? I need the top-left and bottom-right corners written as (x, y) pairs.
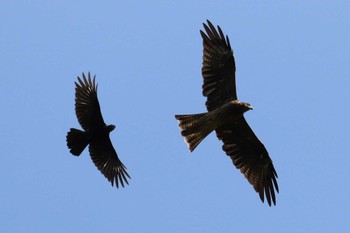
top-left (106, 124), bottom-right (116, 132)
top-left (241, 102), bottom-right (253, 112)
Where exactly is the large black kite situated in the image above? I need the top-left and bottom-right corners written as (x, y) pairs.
top-left (66, 72), bottom-right (130, 188)
top-left (175, 20), bottom-right (279, 206)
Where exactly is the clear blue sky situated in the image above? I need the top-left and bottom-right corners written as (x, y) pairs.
top-left (1, 1), bottom-right (349, 232)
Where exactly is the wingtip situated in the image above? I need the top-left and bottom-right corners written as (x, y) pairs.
top-left (205, 19), bottom-right (213, 26)
top-left (186, 140), bottom-right (195, 152)
top-left (112, 164), bottom-right (131, 189)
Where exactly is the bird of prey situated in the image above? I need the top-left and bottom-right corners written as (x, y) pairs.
top-left (66, 72), bottom-right (130, 188)
top-left (175, 20), bottom-right (279, 206)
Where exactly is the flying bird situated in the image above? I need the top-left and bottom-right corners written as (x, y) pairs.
top-left (66, 72), bottom-right (130, 188)
top-left (175, 20), bottom-right (279, 206)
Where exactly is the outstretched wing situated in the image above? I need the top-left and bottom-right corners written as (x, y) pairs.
top-left (89, 136), bottom-right (130, 188)
top-left (216, 118), bottom-right (279, 206)
top-left (75, 72), bottom-right (105, 131)
top-left (201, 20), bottom-right (237, 112)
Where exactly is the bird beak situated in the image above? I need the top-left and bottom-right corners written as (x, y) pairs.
top-left (249, 106), bottom-right (253, 110)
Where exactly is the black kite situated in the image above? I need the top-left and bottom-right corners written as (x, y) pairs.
top-left (175, 20), bottom-right (278, 206)
top-left (66, 72), bottom-right (130, 188)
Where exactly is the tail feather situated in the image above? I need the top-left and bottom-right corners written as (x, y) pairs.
top-left (66, 128), bottom-right (89, 156)
top-left (175, 113), bottom-right (212, 152)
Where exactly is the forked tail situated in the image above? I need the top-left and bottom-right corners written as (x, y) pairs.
top-left (66, 128), bottom-right (89, 156)
top-left (175, 113), bottom-right (212, 152)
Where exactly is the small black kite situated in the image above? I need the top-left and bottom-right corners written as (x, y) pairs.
top-left (66, 72), bottom-right (130, 188)
top-left (175, 20), bottom-right (279, 205)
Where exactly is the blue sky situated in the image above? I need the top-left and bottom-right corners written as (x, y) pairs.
top-left (1, 1), bottom-right (350, 232)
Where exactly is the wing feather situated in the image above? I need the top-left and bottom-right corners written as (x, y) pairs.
top-left (75, 72), bottom-right (105, 131)
top-left (89, 136), bottom-right (130, 188)
top-left (201, 20), bottom-right (237, 111)
top-left (216, 118), bottom-right (279, 206)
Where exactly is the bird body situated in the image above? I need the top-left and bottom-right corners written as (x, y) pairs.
top-left (175, 101), bottom-right (252, 152)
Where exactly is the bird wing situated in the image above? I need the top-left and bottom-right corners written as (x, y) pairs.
top-left (216, 118), bottom-right (279, 206)
top-left (75, 72), bottom-right (106, 131)
top-left (201, 20), bottom-right (237, 112)
top-left (89, 136), bottom-right (130, 188)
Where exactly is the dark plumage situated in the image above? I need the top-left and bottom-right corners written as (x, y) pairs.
top-left (175, 20), bottom-right (278, 206)
top-left (66, 72), bottom-right (130, 188)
